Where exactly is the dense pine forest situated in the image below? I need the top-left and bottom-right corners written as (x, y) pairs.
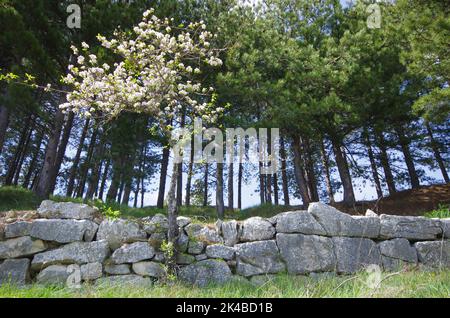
top-left (0, 0), bottom-right (448, 220)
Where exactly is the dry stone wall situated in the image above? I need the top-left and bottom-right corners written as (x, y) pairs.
top-left (1, 200), bottom-right (449, 287)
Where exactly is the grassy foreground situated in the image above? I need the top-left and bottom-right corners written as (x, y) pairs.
top-left (0, 270), bottom-right (449, 298)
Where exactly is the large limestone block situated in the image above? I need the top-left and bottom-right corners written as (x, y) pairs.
top-left (132, 261), bottom-right (165, 278)
top-left (414, 241), bottom-right (450, 268)
top-left (333, 237), bottom-right (381, 274)
top-left (235, 240), bottom-right (285, 277)
top-left (30, 219), bottom-right (98, 243)
top-left (5, 221), bottom-right (33, 239)
top-left (111, 242), bottom-right (155, 264)
top-left (0, 236), bottom-right (47, 259)
top-left (277, 233), bottom-right (335, 274)
top-left (178, 259), bottom-right (232, 287)
top-left (36, 265), bottom-right (70, 285)
top-left (239, 217), bottom-right (276, 242)
top-left (276, 211), bottom-right (326, 235)
top-left (31, 240), bottom-right (110, 270)
top-left (97, 219), bottom-right (147, 250)
top-left (379, 215), bottom-right (442, 240)
top-left (38, 200), bottom-right (98, 220)
top-left (0, 258), bottom-right (30, 285)
top-left (308, 202), bottom-right (379, 238)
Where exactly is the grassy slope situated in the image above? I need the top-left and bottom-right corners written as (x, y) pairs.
top-left (0, 270), bottom-right (449, 298)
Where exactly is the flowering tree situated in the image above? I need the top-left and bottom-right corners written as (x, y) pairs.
top-left (60, 8), bottom-right (223, 265)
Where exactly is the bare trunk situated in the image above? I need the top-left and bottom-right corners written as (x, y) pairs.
top-left (185, 137), bottom-right (194, 206)
top-left (23, 131), bottom-right (44, 189)
top-left (157, 146), bottom-right (170, 208)
top-left (227, 162), bottom-right (233, 210)
top-left (426, 122), bottom-right (449, 183)
top-left (167, 162), bottom-right (179, 272)
top-left (319, 139), bottom-right (334, 203)
top-left (259, 161), bottom-right (265, 204)
top-left (302, 137), bottom-right (319, 202)
top-left (106, 158), bottom-right (122, 202)
top-left (33, 108), bottom-right (65, 199)
top-left (237, 162), bottom-right (243, 209)
top-left (395, 126), bottom-right (420, 189)
top-left (0, 105), bottom-right (10, 155)
top-left (273, 173), bottom-right (279, 205)
top-left (13, 120), bottom-right (35, 185)
top-left (49, 112), bottom-right (75, 194)
top-left (98, 158), bottom-right (110, 201)
top-left (76, 127), bottom-right (98, 198)
top-left (292, 135), bottom-right (311, 205)
top-left (203, 163), bottom-right (209, 207)
top-left (216, 162), bottom-right (225, 219)
top-left (280, 136), bottom-right (290, 206)
top-left (331, 138), bottom-right (355, 204)
top-left (364, 130), bottom-right (383, 199)
top-left (376, 131), bottom-right (396, 195)
top-left (66, 118), bottom-right (90, 197)
top-left (5, 115), bottom-right (33, 185)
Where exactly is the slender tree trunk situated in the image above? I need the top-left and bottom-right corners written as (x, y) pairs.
top-left (216, 162), bottom-right (225, 219)
top-left (85, 141), bottom-right (106, 200)
top-left (185, 137), bottom-right (194, 206)
top-left (23, 131), bottom-right (44, 189)
top-left (203, 163), bottom-right (209, 207)
top-left (106, 158), bottom-right (122, 202)
top-left (302, 137), bottom-right (319, 201)
top-left (425, 122), bottom-right (449, 183)
top-left (0, 105), bottom-right (10, 155)
top-left (273, 173), bottom-right (279, 205)
top-left (117, 179), bottom-right (125, 204)
top-left (376, 131), bottom-right (396, 195)
top-left (176, 162), bottom-right (183, 207)
top-left (13, 120), bottom-right (35, 185)
top-left (227, 162), bottom-right (233, 210)
top-left (331, 138), bottom-right (355, 204)
top-left (167, 162), bottom-right (179, 272)
top-left (140, 173), bottom-right (145, 208)
top-left (33, 108), bottom-right (65, 199)
top-left (237, 162), bottom-right (243, 209)
top-left (319, 139), bottom-right (334, 203)
top-left (280, 136), bottom-right (290, 206)
top-left (292, 135), bottom-right (311, 205)
top-left (395, 126), bottom-right (420, 189)
top-left (259, 161), bottom-right (265, 204)
top-left (76, 127), bottom-right (98, 198)
top-left (49, 112), bottom-right (75, 194)
top-left (5, 115), bottom-right (33, 185)
top-left (364, 130), bottom-right (383, 199)
top-left (98, 158), bottom-right (110, 201)
top-left (66, 118), bottom-right (90, 197)
top-left (157, 146), bottom-right (170, 208)
top-left (122, 179), bottom-right (132, 206)
top-left (134, 175), bottom-right (140, 208)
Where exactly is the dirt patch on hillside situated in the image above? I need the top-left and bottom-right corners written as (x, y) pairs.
top-left (334, 183), bottom-right (450, 216)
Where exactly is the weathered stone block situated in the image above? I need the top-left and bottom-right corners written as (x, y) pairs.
top-left (0, 236), bottom-right (47, 259)
top-left (97, 219), bottom-right (147, 250)
top-left (333, 237), bottom-right (381, 274)
top-left (414, 240), bottom-right (450, 268)
top-left (276, 211), bottom-right (326, 235)
top-left (30, 219), bottom-right (98, 243)
top-left (239, 217), bottom-right (275, 242)
top-left (178, 259), bottom-right (232, 287)
top-left (235, 240), bottom-right (285, 277)
top-left (277, 233), bottom-right (335, 274)
top-left (132, 261), bottom-right (165, 278)
top-left (205, 244), bottom-right (235, 260)
top-left (0, 258), bottom-right (30, 285)
top-left (380, 215), bottom-right (442, 240)
top-left (31, 240), bottom-right (110, 270)
top-left (111, 242), bottom-right (155, 264)
top-left (38, 200), bottom-right (98, 220)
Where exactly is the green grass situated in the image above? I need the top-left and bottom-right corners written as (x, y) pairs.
top-left (424, 204), bottom-right (450, 219)
top-left (0, 186), bottom-right (41, 212)
top-left (0, 270), bottom-right (449, 298)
